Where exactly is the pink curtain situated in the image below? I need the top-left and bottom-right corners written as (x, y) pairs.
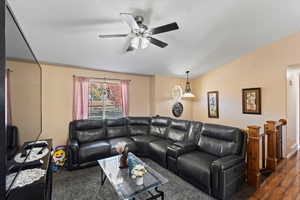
top-left (121, 80), bottom-right (130, 116)
top-left (5, 70), bottom-right (12, 125)
top-left (73, 76), bottom-right (89, 120)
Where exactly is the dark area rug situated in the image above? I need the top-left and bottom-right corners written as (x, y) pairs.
top-left (52, 158), bottom-right (254, 200)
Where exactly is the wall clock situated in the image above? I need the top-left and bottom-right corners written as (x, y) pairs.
top-left (172, 102), bottom-right (184, 117)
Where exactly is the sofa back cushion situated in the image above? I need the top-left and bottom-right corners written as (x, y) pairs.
top-left (167, 119), bottom-right (190, 142)
top-left (150, 116), bottom-right (170, 138)
top-left (71, 120), bottom-right (106, 145)
top-left (127, 117), bottom-right (151, 136)
top-left (106, 118), bottom-right (128, 139)
top-left (186, 121), bottom-right (203, 144)
top-left (197, 123), bottom-right (242, 157)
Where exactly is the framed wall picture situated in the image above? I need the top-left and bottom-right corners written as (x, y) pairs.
top-left (207, 91), bottom-right (219, 118)
top-left (242, 88), bottom-right (261, 114)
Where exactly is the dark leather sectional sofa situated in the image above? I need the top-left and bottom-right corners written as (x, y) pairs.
top-left (67, 116), bottom-right (246, 200)
top-left (7, 125), bottom-right (19, 160)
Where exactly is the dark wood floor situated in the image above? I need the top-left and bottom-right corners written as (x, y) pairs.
top-left (249, 151), bottom-right (300, 200)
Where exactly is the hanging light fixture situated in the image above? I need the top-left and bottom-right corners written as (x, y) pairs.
top-left (182, 70), bottom-right (195, 98)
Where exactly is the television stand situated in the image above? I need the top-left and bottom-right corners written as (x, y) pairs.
top-left (6, 139), bottom-right (53, 200)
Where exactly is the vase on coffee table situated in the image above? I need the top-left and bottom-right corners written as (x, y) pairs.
top-left (119, 146), bottom-right (128, 169)
top-left (136, 176), bottom-right (144, 185)
top-left (115, 142), bottom-right (129, 168)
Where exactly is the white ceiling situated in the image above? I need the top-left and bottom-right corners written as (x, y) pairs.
top-left (7, 0), bottom-right (300, 78)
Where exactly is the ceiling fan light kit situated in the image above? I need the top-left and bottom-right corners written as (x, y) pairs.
top-left (98, 13), bottom-right (179, 52)
top-left (183, 71), bottom-right (195, 98)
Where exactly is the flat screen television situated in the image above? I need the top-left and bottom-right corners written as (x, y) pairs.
top-left (5, 4), bottom-right (42, 196)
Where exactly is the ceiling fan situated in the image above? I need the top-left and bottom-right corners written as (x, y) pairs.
top-left (98, 13), bottom-right (179, 52)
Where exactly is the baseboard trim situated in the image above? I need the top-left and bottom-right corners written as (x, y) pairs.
top-left (287, 147), bottom-right (298, 159)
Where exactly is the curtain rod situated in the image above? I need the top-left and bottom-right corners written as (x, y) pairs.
top-left (73, 75), bottom-right (131, 82)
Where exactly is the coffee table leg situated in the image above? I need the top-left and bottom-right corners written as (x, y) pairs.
top-left (100, 168), bottom-right (106, 186)
top-left (155, 187), bottom-right (164, 200)
top-left (146, 187), bottom-right (164, 200)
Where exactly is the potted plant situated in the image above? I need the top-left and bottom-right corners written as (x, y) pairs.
top-left (131, 164), bottom-right (148, 185)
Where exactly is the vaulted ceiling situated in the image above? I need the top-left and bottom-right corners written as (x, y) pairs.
top-left (7, 0), bottom-right (300, 78)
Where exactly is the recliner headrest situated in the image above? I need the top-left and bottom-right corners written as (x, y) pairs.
top-left (170, 119), bottom-right (190, 131)
top-left (151, 117), bottom-right (170, 127)
top-left (72, 120), bottom-right (104, 130)
top-left (106, 118), bottom-right (126, 127)
top-left (201, 123), bottom-right (241, 142)
top-left (127, 117), bottom-right (151, 126)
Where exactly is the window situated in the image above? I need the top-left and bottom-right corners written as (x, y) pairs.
top-left (88, 80), bottom-right (123, 119)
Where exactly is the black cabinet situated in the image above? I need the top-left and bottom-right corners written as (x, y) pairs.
top-left (6, 139), bottom-right (53, 200)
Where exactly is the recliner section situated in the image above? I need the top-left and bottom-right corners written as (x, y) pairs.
top-left (67, 116), bottom-right (246, 200)
top-left (147, 118), bottom-right (190, 167)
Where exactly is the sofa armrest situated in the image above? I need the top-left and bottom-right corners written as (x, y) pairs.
top-left (211, 155), bottom-right (244, 171)
top-left (173, 141), bottom-right (197, 149)
top-left (167, 142), bottom-right (197, 158)
top-left (67, 139), bottom-right (80, 166)
top-left (211, 155), bottom-right (245, 199)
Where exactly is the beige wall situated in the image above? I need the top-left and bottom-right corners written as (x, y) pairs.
top-left (192, 32), bottom-right (300, 156)
top-left (151, 75), bottom-right (193, 120)
top-left (40, 64), bottom-right (154, 146)
top-left (8, 60), bottom-right (42, 145)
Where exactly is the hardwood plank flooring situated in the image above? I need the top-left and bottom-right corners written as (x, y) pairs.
top-left (250, 151), bottom-right (300, 200)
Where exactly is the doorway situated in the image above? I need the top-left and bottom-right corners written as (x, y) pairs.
top-left (286, 65), bottom-right (300, 158)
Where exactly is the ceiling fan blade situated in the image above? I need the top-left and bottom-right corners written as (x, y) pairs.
top-left (120, 13), bottom-right (139, 31)
top-left (149, 37), bottom-right (168, 48)
top-left (150, 22), bottom-right (179, 35)
top-left (99, 34), bottom-right (128, 38)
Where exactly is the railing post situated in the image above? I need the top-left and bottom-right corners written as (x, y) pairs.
top-left (265, 121), bottom-right (277, 171)
top-left (277, 119), bottom-right (287, 160)
top-left (247, 125), bottom-right (261, 188)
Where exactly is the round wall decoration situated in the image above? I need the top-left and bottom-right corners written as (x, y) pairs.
top-left (172, 102), bottom-right (184, 117)
top-left (171, 85), bottom-right (183, 101)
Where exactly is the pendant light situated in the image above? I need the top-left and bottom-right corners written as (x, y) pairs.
top-left (182, 71), bottom-right (195, 98)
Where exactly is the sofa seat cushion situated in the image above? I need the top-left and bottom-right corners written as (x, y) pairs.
top-left (130, 135), bottom-right (161, 155)
top-left (148, 139), bottom-right (174, 167)
top-left (78, 141), bottom-right (110, 163)
top-left (108, 137), bottom-right (137, 155)
top-left (177, 151), bottom-right (218, 193)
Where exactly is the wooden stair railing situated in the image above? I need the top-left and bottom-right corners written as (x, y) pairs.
top-left (246, 126), bottom-right (262, 188)
top-left (265, 121), bottom-right (277, 171)
top-left (245, 119), bottom-right (287, 188)
top-left (265, 119), bottom-right (287, 171)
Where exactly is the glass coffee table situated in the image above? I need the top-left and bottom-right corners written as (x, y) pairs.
top-left (97, 153), bottom-right (168, 200)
